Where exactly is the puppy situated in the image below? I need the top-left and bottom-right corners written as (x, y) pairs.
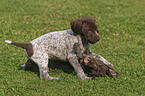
top-left (80, 57), bottom-right (119, 79)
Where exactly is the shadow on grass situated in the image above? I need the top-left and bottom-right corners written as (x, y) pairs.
top-left (18, 59), bottom-right (119, 80)
top-left (18, 59), bottom-right (75, 77)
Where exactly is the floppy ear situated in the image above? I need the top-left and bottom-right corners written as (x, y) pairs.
top-left (70, 18), bottom-right (82, 35)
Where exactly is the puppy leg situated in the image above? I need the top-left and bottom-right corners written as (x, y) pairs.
top-left (68, 55), bottom-right (92, 80)
top-left (31, 55), bottom-right (60, 80)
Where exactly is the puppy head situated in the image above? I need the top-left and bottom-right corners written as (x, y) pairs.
top-left (85, 58), bottom-right (107, 78)
top-left (70, 16), bottom-right (100, 44)
top-left (81, 57), bottom-right (119, 79)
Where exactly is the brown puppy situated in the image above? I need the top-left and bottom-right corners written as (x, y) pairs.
top-left (80, 57), bottom-right (119, 79)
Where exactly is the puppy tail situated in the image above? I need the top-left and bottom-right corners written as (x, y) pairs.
top-left (5, 40), bottom-right (28, 49)
top-left (5, 40), bottom-right (12, 44)
top-left (5, 40), bottom-right (33, 57)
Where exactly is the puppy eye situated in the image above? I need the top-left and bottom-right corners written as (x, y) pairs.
top-left (97, 30), bottom-right (99, 33)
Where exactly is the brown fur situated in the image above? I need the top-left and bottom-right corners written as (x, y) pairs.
top-left (70, 16), bottom-right (100, 44)
top-left (81, 57), bottom-right (119, 79)
top-left (11, 42), bottom-right (33, 57)
top-left (24, 60), bottom-right (38, 71)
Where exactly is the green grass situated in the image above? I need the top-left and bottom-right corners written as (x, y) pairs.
top-left (0, 0), bottom-right (144, 95)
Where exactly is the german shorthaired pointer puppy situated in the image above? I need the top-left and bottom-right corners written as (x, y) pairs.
top-left (80, 57), bottom-right (119, 79)
top-left (5, 16), bottom-right (113, 80)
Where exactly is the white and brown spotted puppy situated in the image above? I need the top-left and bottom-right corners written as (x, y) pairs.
top-left (5, 16), bottom-right (113, 80)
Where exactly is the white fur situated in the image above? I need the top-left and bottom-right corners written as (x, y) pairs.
top-left (21, 64), bottom-right (26, 67)
top-left (5, 40), bottom-right (12, 44)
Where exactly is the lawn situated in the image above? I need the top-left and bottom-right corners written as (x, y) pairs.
top-left (0, 0), bottom-right (144, 95)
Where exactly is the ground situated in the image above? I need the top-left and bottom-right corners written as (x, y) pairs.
top-left (0, 0), bottom-right (144, 95)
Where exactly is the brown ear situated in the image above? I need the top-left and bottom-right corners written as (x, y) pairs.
top-left (70, 18), bottom-right (82, 35)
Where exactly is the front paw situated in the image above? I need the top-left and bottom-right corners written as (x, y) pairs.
top-left (48, 77), bottom-right (61, 80)
top-left (79, 75), bottom-right (93, 80)
top-left (85, 77), bottom-right (93, 80)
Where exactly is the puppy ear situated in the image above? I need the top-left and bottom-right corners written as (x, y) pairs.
top-left (70, 18), bottom-right (82, 35)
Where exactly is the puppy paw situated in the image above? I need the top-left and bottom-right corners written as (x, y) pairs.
top-left (85, 77), bottom-right (93, 80)
top-left (48, 77), bottom-right (61, 80)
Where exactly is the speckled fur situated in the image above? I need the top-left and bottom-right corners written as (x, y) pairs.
top-left (28, 29), bottom-right (92, 80)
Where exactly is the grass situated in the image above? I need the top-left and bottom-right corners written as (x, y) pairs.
top-left (0, 0), bottom-right (144, 95)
